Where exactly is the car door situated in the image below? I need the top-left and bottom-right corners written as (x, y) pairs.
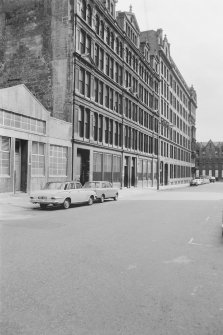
top-left (75, 182), bottom-right (87, 202)
top-left (94, 182), bottom-right (102, 198)
top-left (106, 182), bottom-right (114, 197)
top-left (69, 182), bottom-right (81, 203)
top-left (101, 182), bottom-right (108, 198)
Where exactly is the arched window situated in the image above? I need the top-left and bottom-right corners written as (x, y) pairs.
top-left (116, 37), bottom-right (119, 54)
top-left (86, 5), bottom-right (92, 26)
top-left (100, 20), bottom-right (104, 39)
top-left (132, 55), bottom-right (135, 70)
top-left (81, 0), bottom-right (86, 20)
top-left (111, 2), bottom-right (114, 16)
top-left (106, 27), bottom-right (110, 45)
top-left (125, 47), bottom-right (128, 63)
top-left (120, 42), bottom-right (123, 58)
top-left (95, 15), bottom-right (100, 35)
top-left (129, 51), bottom-right (132, 66)
top-left (110, 32), bottom-right (114, 49)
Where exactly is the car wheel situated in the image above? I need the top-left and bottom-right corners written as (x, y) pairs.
top-left (88, 196), bottom-right (94, 205)
top-left (63, 198), bottom-right (71, 209)
top-left (113, 193), bottom-right (118, 201)
top-left (100, 194), bottom-right (105, 203)
top-left (40, 204), bottom-right (47, 209)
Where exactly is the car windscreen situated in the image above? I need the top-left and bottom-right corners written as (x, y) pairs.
top-left (43, 182), bottom-right (66, 190)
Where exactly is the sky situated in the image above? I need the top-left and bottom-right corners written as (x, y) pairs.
top-left (116, 0), bottom-right (223, 142)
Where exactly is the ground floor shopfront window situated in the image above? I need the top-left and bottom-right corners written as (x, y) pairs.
top-left (93, 151), bottom-right (121, 184)
top-left (32, 142), bottom-right (45, 176)
top-left (0, 136), bottom-right (10, 176)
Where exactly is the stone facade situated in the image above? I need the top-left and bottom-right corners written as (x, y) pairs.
top-left (0, 0), bottom-right (198, 189)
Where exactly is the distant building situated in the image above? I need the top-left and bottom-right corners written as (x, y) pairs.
top-left (196, 140), bottom-right (223, 180)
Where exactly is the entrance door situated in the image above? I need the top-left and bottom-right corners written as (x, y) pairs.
top-left (124, 157), bottom-right (129, 187)
top-left (77, 149), bottom-right (90, 185)
top-left (131, 158), bottom-right (136, 186)
top-left (15, 139), bottom-right (28, 192)
top-left (15, 140), bottom-right (21, 191)
top-left (164, 163), bottom-right (168, 185)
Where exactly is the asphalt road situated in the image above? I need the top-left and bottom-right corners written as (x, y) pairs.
top-left (1, 183), bottom-right (223, 335)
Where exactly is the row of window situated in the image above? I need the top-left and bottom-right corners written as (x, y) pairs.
top-left (161, 141), bottom-right (191, 163)
top-left (0, 110), bottom-right (46, 134)
top-left (163, 128), bottom-right (190, 150)
top-left (161, 82), bottom-right (189, 122)
top-left (95, 15), bottom-right (120, 53)
top-left (124, 126), bottom-right (158, 154)
top-left (78, 69), bottom-right (159, 121)
top-left (169, 165), bottom-right (191, 179)
top-left (125, 22), bottom-right (138, 46)
top-left (78, 31), bottom-right (159, 95)
top-left (81, 0), bottom-right (115, 25)
top-left (0, 136), bottom-right (68, 177)
top-left (160, 61), bottom-right (189, 108)
top-left (78, 107), bottom-right (159, 154)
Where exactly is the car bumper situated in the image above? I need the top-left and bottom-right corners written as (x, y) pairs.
top-left (30, 199), bottom-right (63, 205)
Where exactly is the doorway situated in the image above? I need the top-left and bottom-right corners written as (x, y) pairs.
top-left (77, 149), bottom-right (90, 185)
top-left (124, 156), bottom-right (129, 187)
top-left (131, 158), bottom-right (136, 186)
top-left (15, 139), bottom-right (28, 192)
top-left (164, 163), bottom-right (168, 185)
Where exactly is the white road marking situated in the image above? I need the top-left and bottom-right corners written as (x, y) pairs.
top-left (188, 237), bottom-right (212, 248)
top-left (206, 216), bottom-right (210, 221)
top-left (127, 264), bottom-right (137, 270)
top-left (164, 255), bottom-right (193, 264)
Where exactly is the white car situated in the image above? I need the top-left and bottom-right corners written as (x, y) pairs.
top-left (30, 181), bottom-right (97, 209)
top-left (190, 178), bottom-right (202, 186)
top-left (83, 181), bottom-right (119, 203)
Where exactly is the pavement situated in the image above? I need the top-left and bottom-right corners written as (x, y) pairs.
top-left (0, 183), bottom-right (189, 209)
top-left (0, 184), bottom-right (188, 221)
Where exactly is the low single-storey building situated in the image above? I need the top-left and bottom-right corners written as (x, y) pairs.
top-left (0, 85), bottom-right (72, 193)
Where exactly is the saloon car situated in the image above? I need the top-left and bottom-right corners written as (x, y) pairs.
top-left (190, 178), bottom-right (203, 186)
top-left (30, 181), bottom-right (96, 209)
top-left (83, 181), bottom-right (119, 203)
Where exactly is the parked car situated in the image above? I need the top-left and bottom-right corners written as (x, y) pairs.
top-left (209, 176), bottom-right (216, 183)
top-left (83, 181), bottom-right (119, 203)
top-left (200, 176), bottom-right (210, 184)
top-left (30, 181), bottom-right (96, 209)
top-left (190, 178), bottom-right (202, 186)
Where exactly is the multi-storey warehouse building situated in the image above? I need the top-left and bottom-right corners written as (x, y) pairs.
top-left (0, 0), bottom-right (197, 192)
top-left (141, 30), bottom-right (197, 186)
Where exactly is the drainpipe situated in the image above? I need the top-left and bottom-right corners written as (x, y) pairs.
top-left (71, 12), bottom-right (77, 180)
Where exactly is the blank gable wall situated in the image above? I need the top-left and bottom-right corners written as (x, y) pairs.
top-left (0, 0), bottom-right (74, 122)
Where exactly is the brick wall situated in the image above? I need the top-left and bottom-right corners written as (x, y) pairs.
top-left (0, 0), bottom-right (74, 122)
